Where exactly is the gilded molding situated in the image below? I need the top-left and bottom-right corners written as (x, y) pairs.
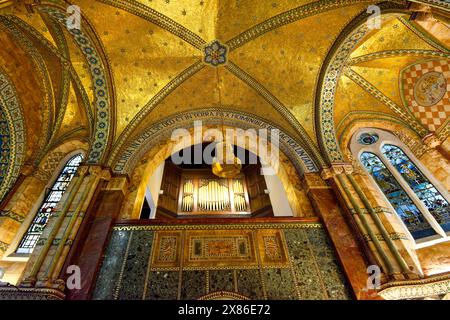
top-left (361, 232), bottom-right (409, 242)
top-left (198, 291), bottom-right (251, 300)
top-left (379, 273), bottom-right (450, 300)
top-left (113, 222), bottom-right (322, 232)
top-left (0, 240), bottom-right (8, 253)
top-left (0, 68), bottom-right (26, 202)
top-left (109, 108), bottom-right (319, 175)
top-left (411, 0), bottom-right (450, 10)
top-left (348, 49), bottom-right (450, 65)
top-left (349, 206), bottom-right (394, 215)
top-left (320, 162), bottom-right (355, 180)
top-left (0, 286), bottom-right (65, 300)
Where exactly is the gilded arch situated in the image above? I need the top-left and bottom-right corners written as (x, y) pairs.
top-left (314, 2), bottom-right (417, 164)
top-left (39, 5), bottom-right (115, 165)
top-left (0, 69), bottom-right (25, 201)
top-left (109, 108), bottom-right (320, 176)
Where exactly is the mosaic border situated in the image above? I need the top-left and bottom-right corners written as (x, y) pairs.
top-left (41, 6), bottom-right (111, 164)
top-left (0, 68), bottom-right (25, 202)
top-left (110, 108), bottom-right (320, 175)
top-left (113, 222), bottom-right (322, 232)
top-left (315, 4), bottom-right (408, 163)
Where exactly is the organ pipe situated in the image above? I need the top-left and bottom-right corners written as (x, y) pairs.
top-left (180, 178), bottom-right (247, 213)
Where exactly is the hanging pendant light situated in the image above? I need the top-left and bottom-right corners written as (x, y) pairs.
top-left (212, 117), bottom-right (242, 178)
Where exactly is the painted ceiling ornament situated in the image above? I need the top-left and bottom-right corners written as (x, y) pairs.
top-left (204, 40), bottom-right (227, 66)
top-left (358, 133), bottom-right (379, 145)
top-left (414, 71), bottom-right (446, 107)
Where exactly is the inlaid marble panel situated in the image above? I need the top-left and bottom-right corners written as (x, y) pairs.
top-left (145, 271), bottom-right (179, 300)
top-left (93, 224), bottom-right (351, 300)
top-left (209, 269), bottom-right (235, 293)
top-left (116, 230), bottom-right (154, 300)
top-left (92, 230), bottom-right (130, 300)
top-left (180, 270), bottom-right (206, 300)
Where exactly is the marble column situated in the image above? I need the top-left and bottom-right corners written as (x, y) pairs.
top-left (63, 175), bottom-right (128, 300)
top-left (0, 166), bottom-right (111, 299)
top-left (322, 163), bottom-right (425, 282)
top-left (302, 171), bottom-right (377, 300)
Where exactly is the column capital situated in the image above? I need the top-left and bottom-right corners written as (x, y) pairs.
top-left (422, 133), bottom-right (441, 149)
top-left (104, 175), bottom-right (129, 195)
top-left (320, 163), bottom-right (355, 180)
top-left (88, 165), bottom-right (112, 180)
top-left (302, 173), bottom-right (329, 193)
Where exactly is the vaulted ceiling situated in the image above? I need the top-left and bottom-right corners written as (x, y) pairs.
top-left (0, 0), bottom-right (449, 167)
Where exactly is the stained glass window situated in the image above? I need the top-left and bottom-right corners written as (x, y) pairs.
top-left (382, 144), bottom-right (450, 233)
top-left (16, 154), bottom-right (83, 254)
top-left (360, 152), bottom-right (437, 240)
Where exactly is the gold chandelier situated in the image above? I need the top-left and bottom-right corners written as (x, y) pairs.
top-left (211, 118), bottom-right (242, 178)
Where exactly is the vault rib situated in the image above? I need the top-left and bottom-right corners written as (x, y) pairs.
top-left (343, 66), bottom-right (428, 137)
top-left (348, 49), bottom-right (450, 65)
top-left (112, 60), bottom-right (206, 158)
top-left (98, 0), bottom-right (207, 50)
top-left (225, 61), bottom-right (324, 166)
top-left (398, 16), bottom-right (450, 53)
top-left (225, 0), bottom-right (376, 51)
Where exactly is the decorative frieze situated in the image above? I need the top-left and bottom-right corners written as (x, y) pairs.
top-left (320, 163), bottom-right (354, 180)
top-left (362, 232), bottom-right (409, 242)
top-left (0, 286), bottom-right (65, 300)
top-left (379, 274), bottom-right (450, 300)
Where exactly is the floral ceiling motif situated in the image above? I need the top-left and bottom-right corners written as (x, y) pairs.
top-left (402, 59), bottom-right (450, 132)
top-left (414, 71), bottom-right (446, 107)
top-left (204, 40), bottom-right (227, 66)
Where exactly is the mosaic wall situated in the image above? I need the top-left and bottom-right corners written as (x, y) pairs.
top-left (93, 223), bottom-right (351, 300)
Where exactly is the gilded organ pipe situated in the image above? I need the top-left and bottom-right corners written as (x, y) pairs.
top-left (181, 177), bottom-right (246, 213)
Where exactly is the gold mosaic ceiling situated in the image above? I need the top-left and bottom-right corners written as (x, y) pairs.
top-left (3, 0), bottom-right (449, 161)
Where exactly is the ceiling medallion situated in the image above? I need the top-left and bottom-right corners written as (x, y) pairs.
top-left (358, 133), bottom-right (379, 145)
top-left (204, 40), bottom-right (228, 67)
top-left (414, 71), bottom-right (446, 107)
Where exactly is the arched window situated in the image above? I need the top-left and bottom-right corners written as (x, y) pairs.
top-left (381, 144), bottom-right (450, 233)
top-left (352, 129), bottom-right (450, 247)
top-left (16, 154), bottom-right (83, 254)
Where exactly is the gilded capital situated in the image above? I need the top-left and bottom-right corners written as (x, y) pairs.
top-left (320, 163), bottom-right (354, 180)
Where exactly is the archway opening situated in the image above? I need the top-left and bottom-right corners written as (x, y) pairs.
top-left (139, 142), bottom-right (294, 219)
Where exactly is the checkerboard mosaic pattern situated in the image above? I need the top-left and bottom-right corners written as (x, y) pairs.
top-left (402, 60), bottom-right (450, 132)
